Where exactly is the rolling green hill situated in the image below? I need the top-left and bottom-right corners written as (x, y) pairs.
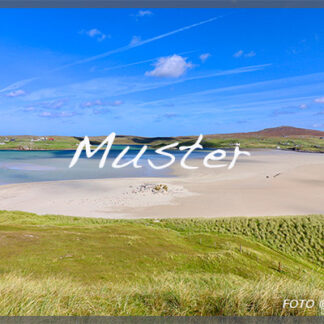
top-left (1, 126), bottom-right (324, 152)
top-left (0, 211), bottom-right (323, 316)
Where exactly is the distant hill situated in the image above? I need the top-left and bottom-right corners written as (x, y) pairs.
top-left (2, 126), bottom-right (324, 152)
top-left (204, 126), bottom-right (324, 139)
top-left (2, 126), bottom-right (324, 142)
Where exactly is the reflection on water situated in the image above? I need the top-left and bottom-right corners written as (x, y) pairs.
top-left (0, 147), bottom-right (215, 185)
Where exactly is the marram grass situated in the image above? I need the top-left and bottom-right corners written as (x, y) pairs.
top-left (0, 211), bottom-right (323, 315)
top-left (0, 272), bottom-right (322, 316)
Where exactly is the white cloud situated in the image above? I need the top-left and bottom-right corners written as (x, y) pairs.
top-left (314, 97), bottom-right (324, 103)
top-left (81, 28), bottom-right (108, 42)
top-left (233, 50), bottom-right (244, 58)
top-left (245, 51), bottom-right (256, 57)
top-left (82, 100), bottom-right (103, 107)
top-left (32, 100), bottom-right (65, 110)
top-left (23, 106), bottom-right (36, 112)
top-left (313, 123), bottom-right (324, 128)
top-left (145, 55), bottom-right (193, 78)
top-left (109, 100), bottom-right (123, 106)
top-left (233, 50), bottom-right (256, 58)
top-left (82, 99), bottom-right (123, 108)
top-left (200, 53), bottom-right (211, 63)
top-left (129, 36), bottom-right (142, 46)
top-left (92, 107), bottom-right (111, 115)
top-left (39, 111), bottom-right (77, 118)
top-left (21, 64), bottom-right (269, 108)
top-left (0, 78), bottom-right (36, 93)
top-left (6, 89), bottom-right (26, 97)
top-left (5, 15), bottom-right (223, 92)
top-left (299, 104), bottom-right (308, 109)
top-left (61, 16), bottom-right (222, 69)
top-left (45, 100), bottom-right (65, 109)
top-left (137, 10), bottom-right (153, 17)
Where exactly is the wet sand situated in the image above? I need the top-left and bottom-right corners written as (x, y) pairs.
top-left (0, 150), bottom-right (323, 219)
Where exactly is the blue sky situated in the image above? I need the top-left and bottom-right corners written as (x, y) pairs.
top-left (0, 8), bottom-right (324, 136)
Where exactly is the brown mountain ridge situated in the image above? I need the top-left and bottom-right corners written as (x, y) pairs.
top-left (204, 126), bottom-right (324, 139)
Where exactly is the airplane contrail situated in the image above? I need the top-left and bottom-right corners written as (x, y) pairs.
top-left (53, 15), bottom-right (225, 71)
top-left (0, 77), bottom-right (38, 94)
top-left (0, 15), bottom-right (225, 93)
top-left (102, 50), bottom-right (198, 72)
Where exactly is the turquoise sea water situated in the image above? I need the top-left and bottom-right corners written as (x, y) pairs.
top-left (0, 147), bottom-right (213, 185)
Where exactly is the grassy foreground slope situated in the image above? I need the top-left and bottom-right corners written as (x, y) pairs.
top-left (0, 211), bottom-right (323, 316)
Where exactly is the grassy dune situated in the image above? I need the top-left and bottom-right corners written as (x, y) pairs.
top-left (0, 211), bottom-right (323, 315)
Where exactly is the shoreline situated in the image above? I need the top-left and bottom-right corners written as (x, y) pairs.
top-left (1, 147), bottom-right (324, 154)
top-left (0, 150), bottom-right (324, 219)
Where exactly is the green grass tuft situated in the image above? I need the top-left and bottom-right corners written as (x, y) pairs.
top-left (0, 210), bottom-right (323, 315)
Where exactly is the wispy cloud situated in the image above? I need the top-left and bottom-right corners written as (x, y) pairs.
top-left (245, 51), bottom-right (256, 57)
top-left (81, 100), bottom-right (103, 108)
top-left (92, 107), bottom-right (111, 115)
top-left (6, 89), bottom-right (26, 97)
top-left (81, 99), bottom-right (123, 108)
top-left (233, 50), bottom-right (244, 58)
top-left (314, 97), bottom-right (324, 103)
top-left (0, 78), bottom-right (37, 94)
top-left (145, 55), bottom-right (193, 78)
top-left (39, 111), bottom-right (78, 118)
top-left (55, 15), bottom-right (225, 71)
top-left (131, 10), bottom-right (153, 20)
top-left (313, 123), bottom-right (324, 128)
top-left (155, 112), bottom-right (179, 122)
top-left (166, 63), bottom-right (270, 85)
top-left (139, 69), bottom-right (324, 110)
top-left (137, 10), bottom-right (153, 18)
top-left (21, 100), bottom-right (66, 114)
top-left (80, 28), bottom-right (109, 42)
top-left (42, 100), bottom-right (65, 109)
top-left (271, 104), bottom-right (307, 117)
top-left (161, 112), bottom-right (179, 119)
top-left (102, 50), bottom-right (197, 72)
top-left (23, 63), bottom-right (269, 107)
top-left (314, 110), bottom-right (324, 116)
top-left (199, 53), bottom-right (211, 63)
top-left (30, 100), bottom-right (66, 110)
top-left (233, 50), bottom-right (256, 58)
top-left (109, 100), bottom-right (123, 106)
top-left (103, 57), bottom-right (159, 72)
top-left (0, 15), bottom-right (225, 92)
top-left (129, 36), bottom-right (142, 46)
top-left (23, 106), bottom-right (36, 112)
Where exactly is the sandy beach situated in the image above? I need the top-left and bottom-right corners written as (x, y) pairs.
top-left (0, 150), bottom-right (324, 219)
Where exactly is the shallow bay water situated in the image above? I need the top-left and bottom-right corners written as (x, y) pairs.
top-left (0, 147), bottom-right (220, 185)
